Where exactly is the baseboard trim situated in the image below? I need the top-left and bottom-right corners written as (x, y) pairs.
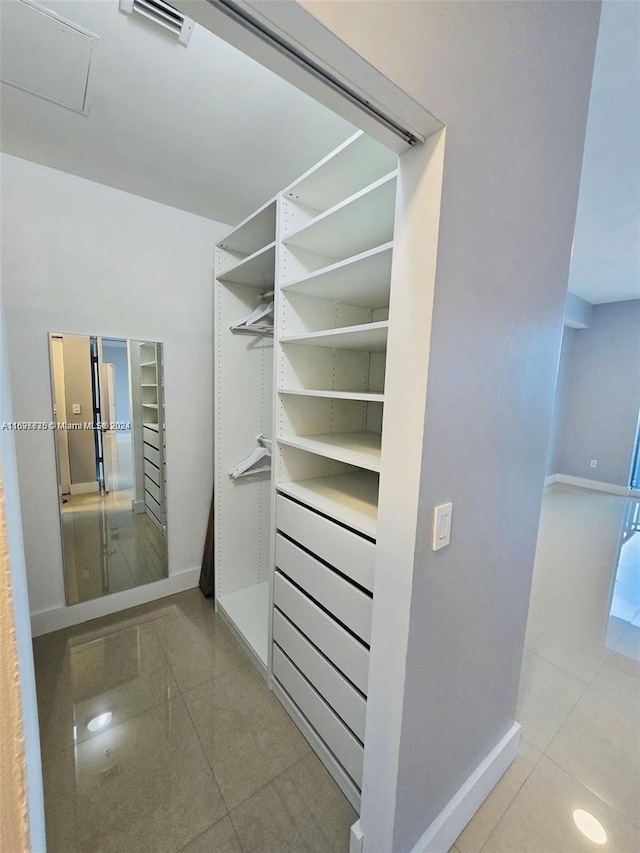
top-left (551, 474), bottom-right (629, 496)
top-left (406, 723), bottom-right (521, 853)
top-left (271, 676), bottom-right (361, 813)
top-left (544, 474), bottom-right (559, 487)
top-left (69, 481), bottom-right (99, 495)
top-left (216, 600), bottom-right (268, 683)
top-left (133, 500), bottom-right (146, 514)
top-left (30, 568), bottom-right (200, 636)
top-left (350, 820), bottom-right (364, 853)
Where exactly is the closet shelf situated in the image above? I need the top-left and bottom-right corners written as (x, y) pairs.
top-left (283, 172), bottom-right (397, 260)
top-left (141, 383), bottom-right (157, 388)
top-left (281, 321), bottom-right (388, 352)
top-left (140, 361), bottom-right (157, 368)
top-left (217, 242), bottom-right (276, 287)
top-left (283, 132), bottom-right (398, 216)
top-left (279, 389), bottom-right (384, 403)
top-left (278, 431), bottom-right (381, 472)
top-left (277, 472), bottom-right (378, 539)
top-left (217, 581), bottom-right (269, 666)
top-left (143, 423), bottom-right (159, 430)
top-left (280, 242), bottom-right (393, 309)
top-left (218, 199), bottom-right (276, 257)
top-left (142, 403), bottom-right (159, 409)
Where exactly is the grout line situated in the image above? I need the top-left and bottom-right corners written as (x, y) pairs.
top-left (544, 753), bottom-right (640, 831)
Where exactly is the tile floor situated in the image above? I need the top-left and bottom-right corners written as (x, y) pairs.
top-left (35, 484), bottom-right (639, 852)
top-left (34, 588), bottom-right (356, 853)
top-left (61, 489), bottom-right (167, 605)
top-left (453, 485), bottom-right (640, 853)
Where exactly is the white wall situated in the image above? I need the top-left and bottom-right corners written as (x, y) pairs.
top-left (1, 154), bottom-right (228, 626)
top-left (553, 299), bottom-right (640, 486)
top-left (0, 308), bottom-right (46, 851)
top-left (297, 3), bottom-right (600, 851)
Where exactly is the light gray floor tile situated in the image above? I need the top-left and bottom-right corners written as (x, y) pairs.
top-left (482, 757), bottom-right (639, 852)
top-left (179, 817), bottom-right (243, 853)
top-left (183, 660), bottom-right (310, 810)
top-left (229, 753), bottom-right (357, 853)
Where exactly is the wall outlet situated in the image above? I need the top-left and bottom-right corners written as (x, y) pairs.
top-left (590, 459), bottom-right (597, 468)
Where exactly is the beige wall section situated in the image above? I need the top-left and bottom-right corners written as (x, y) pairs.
top-left (0, 467), bottom-right (30, 853)
top-left (60, 334), bottom-right (97, 488)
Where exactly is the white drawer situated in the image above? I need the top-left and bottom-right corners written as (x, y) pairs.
top-left (143, 426), bottom-right (160, 449)
top-left (144, 459), bottom-right (160, 485)
top-left (145, 476), bottom-right (161, 504)
top-left (276, 495), bottom-right (375, 592)
top-left (273, 646), bottom-right (363, 788)
top-left (274, 573), bottom-right (369, 694)
top-left (273, 610), bottom-right (366, 741)
top-left (144, 443), bottom-right (161, 468)
top-left (276, 534), bottom-right (372, 643)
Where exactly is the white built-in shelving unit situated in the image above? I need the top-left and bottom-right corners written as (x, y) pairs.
top-left (214, 131), bottom-right (398, 808)
top-left (133, 341), bottom-right (166, 532)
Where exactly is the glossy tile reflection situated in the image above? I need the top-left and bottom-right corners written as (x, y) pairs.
top-left (61, 487), bottom-right (167, 604)
top-left (35, 589), bottom-right (356, 853)
top-left (456, 486), bottom-right (640, 852)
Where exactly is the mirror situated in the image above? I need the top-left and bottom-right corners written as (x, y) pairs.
top-left (48, 333), bottom-right (167, 604)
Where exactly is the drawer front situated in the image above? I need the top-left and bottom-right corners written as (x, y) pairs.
top-left (273, 610), bottom-right (366, 741)
top-left (144, 443), bottom-right (161, 468)
top-left (274, 573), bottom-right (369, 694)
top-left (276, 495), bottom-right (375, 592)
top-left (273, 646), bottom-right (363, 788)
top-left (144, 459), bottom-right (160, 486)
top-left (144, 475), bottom-right (161, 504)
top-left (143, 426), bottom-right (160, 450)
top-left (276, 534), bottom-right (372, 643)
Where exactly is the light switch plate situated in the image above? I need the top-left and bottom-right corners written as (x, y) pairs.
top-left (72, 403), bottom-right (81, 414)
top-left (432, 502), bottom-right (453, 551)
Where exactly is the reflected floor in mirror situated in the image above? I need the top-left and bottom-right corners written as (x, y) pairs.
top-left (61, 486), bottom-right (167, 604)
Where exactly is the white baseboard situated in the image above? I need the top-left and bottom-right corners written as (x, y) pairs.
top-left (30, 567), bottom-right (200, 636)
top-left (406, 723), bottom-right (521, 853)
top-left (544, 474), bottom-right (559, 487)
top-left (69, 481), bottom-right (99, 495)
top-left (132, 499), bottom-right (146, 514)
top-left (350, 820), bottom-right (364, 853)
top-left (216, 600), bottom-right (269, 683)
top-left (551, 474), bottom-right (629, 496)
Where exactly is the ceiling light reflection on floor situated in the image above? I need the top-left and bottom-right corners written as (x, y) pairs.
top-left (87, 711), bottom-right (113, 732)
top-left (573, 809), bottom-right (607, 845)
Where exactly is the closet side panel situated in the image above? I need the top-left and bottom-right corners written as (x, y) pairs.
top-left (214, 278), bottom-right (268, 598)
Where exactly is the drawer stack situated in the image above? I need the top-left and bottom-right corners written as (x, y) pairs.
top-left (272, 493), bottom-right (374, 802)
top-left (143, 423), bottom-right (164, 529)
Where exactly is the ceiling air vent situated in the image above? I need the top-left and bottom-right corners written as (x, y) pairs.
top-left (119, 0), bottom-right (194, 46)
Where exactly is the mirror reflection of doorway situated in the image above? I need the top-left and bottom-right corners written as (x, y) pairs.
top-left (48, 333), bottom-right (168, 604)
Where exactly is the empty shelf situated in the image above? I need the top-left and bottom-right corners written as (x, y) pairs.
top-left (218, 200), bottom-right (276, 256)
top-left (284, 172), bottom-right (397, 260)
top-left (217, 581), bottom-right (269, 666)
top-left (218, 242), bottom-right (276, 288)
top-left (283, 132), bottom-right (398, 215)
top-left (279, 389), bottom-right (384, 403)
top-left (281, 243), bottom-right (393, 309)
top-left (277, 472), bottom-right (378, 539)
top-left (281, 321), bottom-right (388, 352)
top-left (278, 431), bottom-right (381, 472)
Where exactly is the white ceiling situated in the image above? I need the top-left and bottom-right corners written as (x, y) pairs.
top-left (568, 0), bottom-right (640, 305)
top-left (0, 0), bottom-right (356, 225)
